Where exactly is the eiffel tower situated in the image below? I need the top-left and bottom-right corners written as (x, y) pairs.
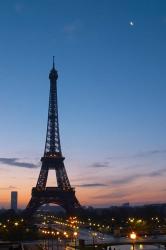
top-left (25, 58), bottom-right (80, 216)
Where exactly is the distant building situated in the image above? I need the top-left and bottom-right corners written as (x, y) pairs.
top-left (11, 191), bottom-right (17, 211)
top-left (122, 202), bottom-right (130, 207)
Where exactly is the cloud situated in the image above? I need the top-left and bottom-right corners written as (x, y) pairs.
top-left (0, 185), bottom-right (17, 190)
top-left (111, 174), bottom-right (142, 185)
top-left (109, 149), bottom-right (166, 160)
top-left (133, 150), bottom-right (166, 158)
top-left (90, 162), bottom-right (110, 168)
top-left (75, 183), bottom-right (107, 188)
top-left (0, 158), bottom-right (39, 169)
top-left (148, 168), bottom-right (166, 177)
top-left (111, 167), bottom-right (166, 186)
top-left (94, 191), bottom-right (128, 200)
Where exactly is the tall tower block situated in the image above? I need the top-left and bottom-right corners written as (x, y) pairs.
top-left (11, 191), bottom-right (18, 211)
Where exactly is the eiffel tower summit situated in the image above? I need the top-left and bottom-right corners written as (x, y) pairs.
top-left (24, 58), bottom-right (80, 216)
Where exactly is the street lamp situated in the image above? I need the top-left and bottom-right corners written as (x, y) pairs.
top-left (92, 232), bottom-right (97, 247)
top-left (63, 231), bottom-right (67, 248)
top-left (73, 231), bottom-right (78, 249)
top-left (130, 232), bottom-right (137, 250)
top-left (56, 231), bottom-right (60, 250)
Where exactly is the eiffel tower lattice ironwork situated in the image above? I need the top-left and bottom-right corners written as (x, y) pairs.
top-left (25, 58), bottom-right (80, 215)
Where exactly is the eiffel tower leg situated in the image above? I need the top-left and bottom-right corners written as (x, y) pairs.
top-left (23, 197), bottom-right (41, 217)
top-left (61, 189), bottom-right (81, 214)
top-left (56, 163), bottom-right (71, 190)
top-left (36, 165), bottom-right (49, 189)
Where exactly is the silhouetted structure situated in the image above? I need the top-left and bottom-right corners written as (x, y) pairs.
top-left (11, 191), bottom-right (17, 211)
top-left (24, 58), bottom-right (80, 216)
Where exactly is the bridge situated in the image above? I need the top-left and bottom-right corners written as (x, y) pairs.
top-left (99, 238), bottom-right (166, 245)
top-left (67, 238), bottom-right (166, 250)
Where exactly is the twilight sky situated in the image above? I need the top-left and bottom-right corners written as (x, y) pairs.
top-left (0, 0), bottom-right (166, 208)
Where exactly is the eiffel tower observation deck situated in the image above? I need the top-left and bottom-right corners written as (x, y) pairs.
top-left (24, 58), bottom-right (80, 216)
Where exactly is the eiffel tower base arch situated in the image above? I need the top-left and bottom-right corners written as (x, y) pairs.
top-left (24, 187), bottom-right (80, 217)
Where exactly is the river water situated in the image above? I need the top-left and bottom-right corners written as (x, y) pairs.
top-left (111, 245), bottom-right (162, 250)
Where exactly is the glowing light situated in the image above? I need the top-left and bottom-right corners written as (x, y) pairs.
top-left (73, 232), bottom-right (78, 237)
top-left (130, 232), bottom-right (137, 240)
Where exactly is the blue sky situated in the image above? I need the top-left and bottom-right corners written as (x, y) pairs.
top-left (0, 0), bottom-right (166, 208)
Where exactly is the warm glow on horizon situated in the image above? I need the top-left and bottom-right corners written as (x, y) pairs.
top-left (1, 169), bottom-right (166, 209)
top-left (0, 155), bottom-right (166, 209)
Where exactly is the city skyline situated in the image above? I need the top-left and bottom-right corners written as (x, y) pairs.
top-left (0, 0), bottom-right (166, 208)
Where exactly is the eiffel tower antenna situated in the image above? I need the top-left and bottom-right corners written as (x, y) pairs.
top-left (53, 56), bottom-right (55, 68)
top-left (24, 60), bottom-right (80, 216)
